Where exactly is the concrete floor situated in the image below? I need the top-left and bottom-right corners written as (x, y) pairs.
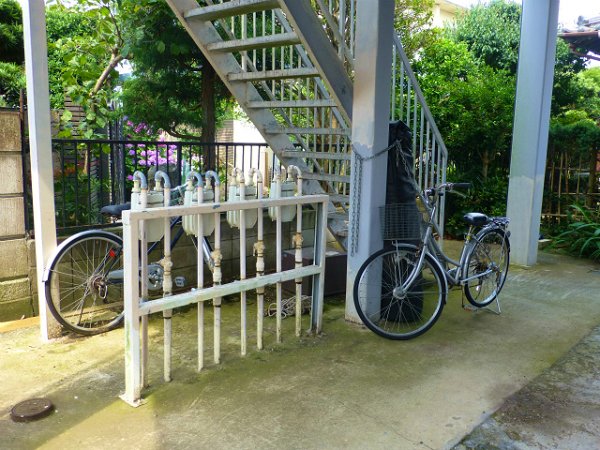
top-left (1, 247), bottom-right (600, 450)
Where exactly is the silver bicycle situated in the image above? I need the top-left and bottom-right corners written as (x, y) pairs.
top-left (353, 182), bottom-right (510, 340)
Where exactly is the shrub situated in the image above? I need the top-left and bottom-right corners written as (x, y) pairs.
top-left (444, 175), bottom-right (508, 238)
top-left (551, 204), bottom-right (600, 262)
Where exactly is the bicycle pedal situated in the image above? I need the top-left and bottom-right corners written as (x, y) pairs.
top-left (462, 304), bottom-right (478, 312)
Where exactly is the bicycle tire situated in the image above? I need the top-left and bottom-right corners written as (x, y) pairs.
top-left (463, 228), bottom-right (510, 308)
top-left (353, 245), bottom-right (446, 340)
top-left (44, 231), bottom-right (124, 335)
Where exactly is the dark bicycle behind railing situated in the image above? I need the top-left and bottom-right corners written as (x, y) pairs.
top-left (21, 139), bottom-right (272, 234)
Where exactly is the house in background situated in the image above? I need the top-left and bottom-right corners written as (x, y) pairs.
top-left (432, 0), bottom-right (466, 28)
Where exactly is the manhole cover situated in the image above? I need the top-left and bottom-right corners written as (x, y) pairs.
top-left (10, 398), bottom-right (54, 422)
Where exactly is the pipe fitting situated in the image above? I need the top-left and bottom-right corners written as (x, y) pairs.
top-left (154, 170), bottom-right (171, 190)
top-left (132, 171), bottom-right (148, 191)
top-left (185, 171), bottom-right (203, 191)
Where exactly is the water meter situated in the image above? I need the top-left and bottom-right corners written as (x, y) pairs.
top-left (268, 167), bottom-right (297, 223)
top-left (182, 171), bottom-right (216, 237)
top-left (226, 168), bottom-right (258, 229)
top-left (130, 171), bottom-right (167, 242)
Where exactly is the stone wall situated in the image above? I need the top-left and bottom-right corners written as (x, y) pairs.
top-left (0, 109), bottom-right (35, 321)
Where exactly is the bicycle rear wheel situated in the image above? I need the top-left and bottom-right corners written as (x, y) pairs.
top-left (463, 228), bottom-right (510, 307)
top-left (44, 231), bottom-right (124, 335)
top-left (353, 245), bottom-right (446, 340)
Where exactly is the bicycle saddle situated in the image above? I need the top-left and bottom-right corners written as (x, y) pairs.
top-left (463, 212), bottom-right (490, 226)
top-left (100, 203), bottom-right (131, 218)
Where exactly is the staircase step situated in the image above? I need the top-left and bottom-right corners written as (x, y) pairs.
top-left (327, 212), bottom-right (349, 237)
top-left (265, 126), bottom-right (350, 136)
top-left (185, 0), bottom-right (279, 22)
top-left (302, 172), bottom-right (351, 183)
top-left (279, 150), bottom-right (351, 161)
top-left (329, 194), bottom-right (350, 204)
top-left (229, 68), bottom-right (319, 82)
top-left (207, 32), bottom-right (300, 52)
top-left (247, 99), bottom-right (337, 109)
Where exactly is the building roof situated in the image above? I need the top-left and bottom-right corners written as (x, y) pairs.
top-left (559, 16), bottom-right (600, 61)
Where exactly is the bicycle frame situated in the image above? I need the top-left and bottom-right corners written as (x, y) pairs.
top-left (397, 186), bottom-right (507, 293)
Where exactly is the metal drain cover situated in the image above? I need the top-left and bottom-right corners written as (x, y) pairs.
top-left (10, 398), bottom-right (54, 422)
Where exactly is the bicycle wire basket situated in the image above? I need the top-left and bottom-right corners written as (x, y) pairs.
top-left (379, 202), bottom-right (426, 241)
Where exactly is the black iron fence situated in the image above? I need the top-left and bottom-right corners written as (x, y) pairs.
top-left (22, 139), bottom-right (271, 234)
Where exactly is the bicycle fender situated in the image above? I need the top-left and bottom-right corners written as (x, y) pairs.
top-left (460, 227), bottom-right (510, 277)
top-left (41, 230), bottom-right (122, 283)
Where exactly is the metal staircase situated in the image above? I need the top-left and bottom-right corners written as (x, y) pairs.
top-left (164, 0), bottom-right (448, 246)
top-left (164, 0), bottom-right (353, 242)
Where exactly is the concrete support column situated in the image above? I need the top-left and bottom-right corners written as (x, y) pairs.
top-left (506, 0), bottom-right (559, 266)
top-left (22, 0), bottom-right (59, 340)
top-left (345, 0), bottom-right (395, 321)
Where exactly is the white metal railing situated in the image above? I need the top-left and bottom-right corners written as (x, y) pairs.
top-left (120, 186), bottom-right (328, 406)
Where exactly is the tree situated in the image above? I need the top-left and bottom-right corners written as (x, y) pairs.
top-left (395, 0), bottom-right (437, 59)
top-left (46, 5), bottom-right (96, 108)
top-left (49, 0), bottom-right (132, 137)
top-left (0, 0), bottom-right (23, 106)
top-left (0, 0), bottom-right (22, 65)
top-left (549, 68), bottom-right (600, 207)
top-left (415, 38), bottom-right (515, 181)
top-left (0, 61), bottom-right (23, 106)
top-left (0, 1), bottom-right (95, 109)
top-left (447, 0), bottom-right (521, 73)
top-left (119, 0), bottom-right (232, 141)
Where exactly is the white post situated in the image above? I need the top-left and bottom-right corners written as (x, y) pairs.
top-left (345, 0), bottom-right (395, 321)
top-left (22, 0), bottom-right (59, 341)
top-left (506, 0), bottom-right (560, 266)
top-left (121, 211), bottom-right (142, 406)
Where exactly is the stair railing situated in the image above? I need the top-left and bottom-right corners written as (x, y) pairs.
top-left (391, 34), bottom-right (448, 235)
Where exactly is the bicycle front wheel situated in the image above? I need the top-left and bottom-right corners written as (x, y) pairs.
top-left (463, 228), bottom-right (510, 307)
top-left (44, 231), bottom-right (124, 335)
top-left (353, 245), bottom-right (446, 340)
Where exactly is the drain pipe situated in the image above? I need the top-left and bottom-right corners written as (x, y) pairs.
top-left (205, 170), bottom-right (222, 364)
top-left (287, 166), bottom-right (304, 336)
top-left (253, 169), bottom-right (266, 350)
top-left (132, 171), bottom-right (150, 387)
top-left (155, 171), bottom-right (173, 382)
top-left (186, 171), bottom-right (205, 371)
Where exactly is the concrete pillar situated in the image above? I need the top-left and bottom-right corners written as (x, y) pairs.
top-left (506, 0), bottom-right (559, 266)
top-left (345, 0), bottom-right (395, 321)
top-left (22, 0), bottom-right (59, 340)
